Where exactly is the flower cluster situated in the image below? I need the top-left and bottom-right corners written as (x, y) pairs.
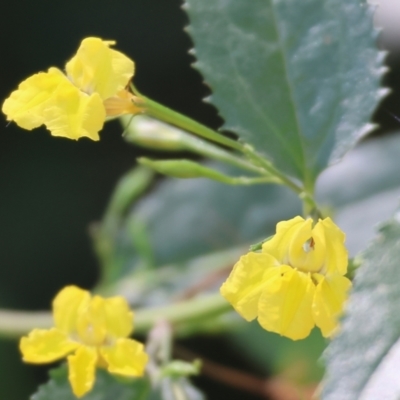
top-left (20, 286), bottom-right (148, 398)
top-left (220, 216), bottom-right (351, 340)
top-left (2, 37), bottom-right (142, 141)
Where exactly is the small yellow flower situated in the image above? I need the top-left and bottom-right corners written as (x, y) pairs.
top-left (2, 37), bottom-right (143, 141)
top-left (20, 285), bottom-right (148, 398)
top-left (220, 216), bottom-right (352, 340)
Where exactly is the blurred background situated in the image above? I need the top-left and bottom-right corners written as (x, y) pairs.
top-left (0, 0), bottom-right (399, 399)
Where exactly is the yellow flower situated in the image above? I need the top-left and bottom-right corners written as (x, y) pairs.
top-left (20, 285), bottom-right (148, 398)
top-left (2, 37), bottom-right (143, 141)
top-left (220, 216), bottom-right (352, 340)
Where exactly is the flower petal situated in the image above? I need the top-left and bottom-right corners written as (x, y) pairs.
top-left (42, 84), bottom-right (106, 141)
top-left (262, 216), bottom-right (307, 263)
top-left (258, 269), bottom-right (315, 340)
top-left (66, 37), bottom-right (134, 100)
top-left (76, 296), bottom-right (107, 346)
top-left (100, 338), bottom-right (148, 377)
top-left (2, 68), bottom-right (66, 130)
top-left (289, 219), bottom-right (326, 272)
top-left (20, 328), bottom-right (78, 363)
top-left (317, 218), bottom-right (348, 275)
top-left (103, 297), bottom-right (133, 339)
top-left (220, 252), bottom-right (276, 321)
top-left (53, 285), bottom-right (90, 334)
top-left (68, 345), bottom-right (97, 398)
top-left (312, 273), bottom-right (352, 337)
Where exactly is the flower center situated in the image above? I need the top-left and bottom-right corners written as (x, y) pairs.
top-left (289, 236), bottom-right (325, 273)
top-left (302, 237), bottom-right (315, 253)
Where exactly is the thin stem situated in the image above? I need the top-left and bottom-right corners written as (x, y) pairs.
top-left (0, 310), bottom-right (52, 339)
top-left (0, 293), bottom-right (231, 339)
top-left (227, 176), bottom-right (282, 185)
top-left (135, 293), bottom-right (230, 333)
top-left (134, 90), bottom-right (302, 191)
top-left (241, 145), bottom-right (304, 194)
top-left (299, 181), bottom-right (320, 220)
top-left (132, 86), bottom-right (243, 152)
top-left (171, 135), bottom-right (266, 175)
top-left (123, 115), bottom-right (264, 175)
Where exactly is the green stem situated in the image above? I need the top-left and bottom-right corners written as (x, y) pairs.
top-left (241, 145), bottom-right (304, 195)
top-left (122, 115), bottom-right (264, 175)
top-left (0, 293), bottom-right (230, 339)
top-left (133, 89), bottom-right (301, 190)
top-left (132, 88), bottom-right (243, 152)
top-left (225, 176), bottom-right (282, 185)
top-left (299, 181), bottom-right (320, 220)
top-left (245, 147), bottom-right (322, 218)
top-left (170, 135), bottom-right (266, 175)
top-left (0, 310), bottom-right (52, 339)
top-left (131, 86), bottom-right (321, 209)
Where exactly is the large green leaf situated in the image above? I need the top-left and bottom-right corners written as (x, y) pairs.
top-left (32, 366), bottom-right (150, 400)
top-left (322, 210), bottom-right (400, 399)
top-left (32, 366), bottom-right (204, 400)
top-left (183, 0), bottom-right (385, 183)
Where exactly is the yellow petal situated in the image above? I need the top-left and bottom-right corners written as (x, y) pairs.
top-left (100, 338), bottom-right (148, 377)
top-left (220, 252), bottom-right (277, 321)
top-left (317, 218), bottom-right (348, 275)
top-left (287, 219), bottom-right (326, 273)
top-left (20, 328), bottom-right (78, 363)
top-left (258, 268), bottom-right (315, 340)
top-left (66, 37), bottom-right (134, 100)
top-left (312, 273), bottom-right (352, 337)
top-left (262, 216), bottom-right (306, 263)
top-left (68, 346), bottom-right (97, 398)
top-left (2, 68), bottom-right (66, 130)
top-left (42, 84), bottom-right (105, 140)
top-left (53, 285), bottom-right (90, 334)
top-left (103, 296), bottom-right (133, 339)
top-left (76, 296), bottom-right (107, 346)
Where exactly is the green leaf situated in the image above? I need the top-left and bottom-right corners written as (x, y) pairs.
top-left (32, 365), bottom-right (150, 400)
top-left (184, 0), bottom-right (385, 184)
top-left (322, 209), bottom-right (400, 400)
top-left (33, 365), bottom-right (205, 400)
top-left (104, 171), bottom-right (300, 281)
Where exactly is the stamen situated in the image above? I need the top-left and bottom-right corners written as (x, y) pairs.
top-left (303, 237), bottom-right (315, 253)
